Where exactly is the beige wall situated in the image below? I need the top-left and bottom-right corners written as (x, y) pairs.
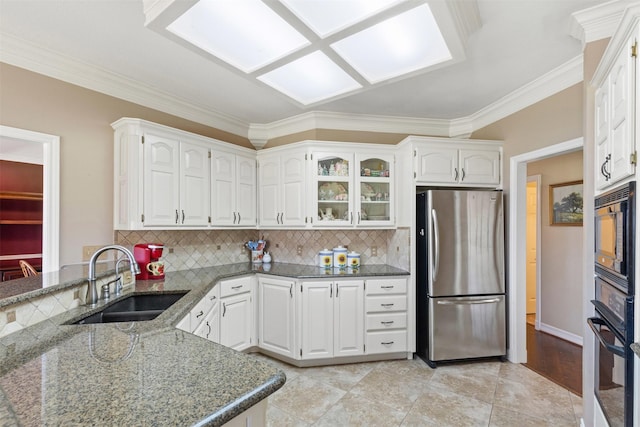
top-left (527, 151), bottom-right (583, 338)
top-left (0, 63), bottom-right (252, 266)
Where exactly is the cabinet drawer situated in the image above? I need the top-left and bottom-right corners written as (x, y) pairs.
top-left (366, 278), bottom-right (406, 295)
top-left (366, 312), bottom-right (407, 331)
top-left (366, 330), bottom-right (407, 354)
top-left (365, 295), bottom-right (407, 313)
top-left (220, 277), bottom-right (251, 297)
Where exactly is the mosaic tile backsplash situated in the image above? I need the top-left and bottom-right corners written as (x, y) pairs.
top-left (116, 228), bottom-right (410, 273)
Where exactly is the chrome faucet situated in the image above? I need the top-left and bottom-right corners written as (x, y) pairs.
top-left (87, 245), bottom-right (140, 306)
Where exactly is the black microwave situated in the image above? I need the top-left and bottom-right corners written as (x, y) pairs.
top-left (594, 181), bottom-right (635, 287)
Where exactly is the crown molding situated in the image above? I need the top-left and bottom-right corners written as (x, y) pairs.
top-left (569, 0), bottom-right (627, 46)
top-left (450, 55), bottom-right (584, 137)
top-left (0, 31), bottom-right (249, 137)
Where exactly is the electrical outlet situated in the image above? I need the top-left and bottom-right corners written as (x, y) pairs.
top-left (297, 245), bottom-right (302, 255)
top-left (371, 246), bottom-right (378, 257)
top-left (82, 245), bottom-right (103, 261)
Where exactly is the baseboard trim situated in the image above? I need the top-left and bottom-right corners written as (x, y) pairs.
top-left (539, 322), bottom-right (583, 346)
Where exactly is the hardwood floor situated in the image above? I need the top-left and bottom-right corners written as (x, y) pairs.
top-left (524, 315), bottom-right (583, 396)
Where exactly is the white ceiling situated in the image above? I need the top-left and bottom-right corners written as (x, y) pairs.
top-left (0, 0), bottom-right (623, 145)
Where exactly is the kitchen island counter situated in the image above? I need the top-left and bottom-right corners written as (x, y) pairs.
top-left (0, 262), bottom-right (408, 426)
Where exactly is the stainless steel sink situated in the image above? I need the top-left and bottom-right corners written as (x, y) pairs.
top-left (70, 292), bottom-right (188, 325)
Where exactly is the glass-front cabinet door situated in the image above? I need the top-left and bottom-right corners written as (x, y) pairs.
top-left (313, 152), bottom-right (354, 226)
top-left (356, 154), bottom-right (394, 226)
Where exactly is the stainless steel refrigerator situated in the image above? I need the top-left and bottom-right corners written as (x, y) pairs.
top-left (416, 189), bottom-right (506, 367)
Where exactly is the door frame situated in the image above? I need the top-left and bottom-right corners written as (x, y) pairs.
top-left (508, 137), bottom-right (583, 363)
top-left (0, 125), bottom-right (60, 273)
top-left (526, 174), bottom-right (542, 329)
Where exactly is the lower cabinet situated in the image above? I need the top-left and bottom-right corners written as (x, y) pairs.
top-left (364, 278), bottom-right (408, 354)
top-left (220, 277), bottom-right (254, 351)
top-left (178, 274), bottom-right (407, 363)
top-left (258, 276), bottom-right (296, 358)
top-left (300, 280), bottom-right (364, 359)
top-left (177, 276), bottom-right (253, 351)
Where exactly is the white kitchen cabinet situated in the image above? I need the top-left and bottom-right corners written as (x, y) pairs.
top-left (177, 284), bottom-right (220, 342)
top-left (258, 276), bottom-right (296, 358)
top-left (220, 277), bottom-right (253, 351)
top-left (593, 24), bottom-right (637, 192)
top-left (364, 278), bottom-right (408, 355)
top-left (143, 134), bottom-right (210, 226)
top-left (211, 150), bottom-right (256, 226)
top-left (414, 142), bottom-right (501, 187)
top-left (356, 154), bottom-right (394, 226)
top-left (311, 149), bottom-right (396, 228)
top-left (300, 280), bottom-right (364, 359)
top-left (258, 149), bottom-right (307, 227)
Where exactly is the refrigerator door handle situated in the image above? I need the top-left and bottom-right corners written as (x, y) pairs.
top-left (436, 297), bottom-right (501, 305)
top-left (431, 209), bottom-right (440, 282)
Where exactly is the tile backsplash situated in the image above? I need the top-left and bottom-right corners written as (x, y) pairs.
top-left (116, 228), bottom-right (410, 272)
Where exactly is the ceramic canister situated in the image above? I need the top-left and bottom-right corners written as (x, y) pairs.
top-left (347, 251), bottom-right (360, 268)
top-left (318, 249), bottom-right (333, 268)
top-left (333, 246), bottom-right (348, 269)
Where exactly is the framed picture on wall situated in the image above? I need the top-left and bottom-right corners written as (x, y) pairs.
top-left (549, 180), bottom-right (583, 226)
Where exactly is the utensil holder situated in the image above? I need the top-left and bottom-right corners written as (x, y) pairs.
top-left (251, 250), bottom-right (264, 264)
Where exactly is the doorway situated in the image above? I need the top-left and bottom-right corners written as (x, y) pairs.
top-left (0, 125), bottom-right (60, 273)
top-left (507, 137), bottom-right (583, 364)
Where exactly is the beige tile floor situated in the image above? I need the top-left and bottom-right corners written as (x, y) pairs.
top-left (248, 353), bottom-right (583, 427)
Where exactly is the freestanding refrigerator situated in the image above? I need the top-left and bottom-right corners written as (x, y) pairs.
top-left (416, 190), bottom-right (506, 367)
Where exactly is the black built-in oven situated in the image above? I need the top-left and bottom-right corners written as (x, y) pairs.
top-left (589, 181), bottom-right (635, 427)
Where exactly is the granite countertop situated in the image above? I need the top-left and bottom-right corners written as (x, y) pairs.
top-left (0, 262), bottom-right (408, 426)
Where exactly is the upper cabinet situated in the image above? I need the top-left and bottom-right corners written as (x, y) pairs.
top-left (143, 134), bottom-right (210, 227)
top-left (413, 141), bottom-right (501, 187)
top-left (112, 118), bottom-right (257, 230)
top-left (592, 12), bottom-right (638, 193)
top-left (211, 150), bottom-right (256, 227)
top-left (257, 148), bottom-right (307, 227)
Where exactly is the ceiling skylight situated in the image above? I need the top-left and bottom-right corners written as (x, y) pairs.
top-left (257, 51), bottom-right (362, 105)
top-left (331, 4), bottom-right (451, 83)
top-left (150, 0), bottom-right (457, 106)
top-left (166, 0), bottom-right (310, 73)
top-left (279, 0), bottom-right (402, 37)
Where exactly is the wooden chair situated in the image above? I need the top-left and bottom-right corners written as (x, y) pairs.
top-left (19, 260), bottom-right (39, 277)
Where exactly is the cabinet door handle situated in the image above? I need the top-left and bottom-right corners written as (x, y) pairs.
top-left (290, 284), bottom-right (293, 298)
top-left (233, 212), bottom-right (237, 224)
top-left (231, 285), bottom-right (243, 290)
top-left (350, 212), bottom-right (353, 224)
top-left (181, 209), bottom-right (185, 224)
top-left (330, 285), bottom-right (333, 298)
top-left (381, 285), bottom-right (394, 289)
top-left (237, 212), bottom-right (241, 223)
top-left (381, 321), bottom-right (394, 325)
top-left (175, 209), bottom-right (179, 224)
top-left (381, 303), bottom-right (394, 308)
top-left (461, 168), bottom-right (466, 181)
top-left (336, 284), bottom-right (339, 297)
top-left (454, 168), bottom-right (459, 181)
top-left (381, 341), bottom-right (395, 345)
top-left (210, 295), bottom-right (216, 301)
top-left (196, 310), bottom-right (204, 319)
top-left (357, 212), bottom-right (361, 224)
top-left (206, 321), bottom-right (211, 338)
top-left (222, 302), bottom-right (227, 317)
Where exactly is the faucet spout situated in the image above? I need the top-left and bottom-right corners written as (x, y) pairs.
top-left (87, 245), bottom-right (140, 306)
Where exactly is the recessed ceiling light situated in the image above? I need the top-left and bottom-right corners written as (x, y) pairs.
top-left (331, 3), bottom-right (451, 83)
top-left (280, 0), bottom-right (402, 37)
top-left (257, 51), bottom-right (362, 105)
top-left (167, 0), bottom-right (310, 73)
